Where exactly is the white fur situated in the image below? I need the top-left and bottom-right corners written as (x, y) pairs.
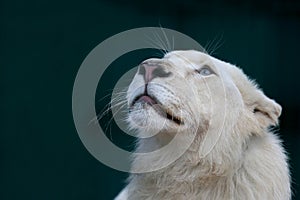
top-left (115, 50), bottom-right (291, 200)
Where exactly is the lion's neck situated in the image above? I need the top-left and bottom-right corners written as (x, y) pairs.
top-left (127, 132), bottom-right (280, 200)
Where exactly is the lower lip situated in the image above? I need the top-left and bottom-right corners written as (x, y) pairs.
top-left (135, 95), bottom-right (157, 105)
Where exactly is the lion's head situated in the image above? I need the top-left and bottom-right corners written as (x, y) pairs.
top-left (126, 50), bottom-right (281, 167)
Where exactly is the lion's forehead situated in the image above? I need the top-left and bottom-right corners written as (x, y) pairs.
top-left (166, 50), bottom-right (207, 66)
top-left (164, 50), bottom-right (228, 73)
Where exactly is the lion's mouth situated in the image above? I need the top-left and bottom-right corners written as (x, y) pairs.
top-left (130, 94), bottom-right (184, 125)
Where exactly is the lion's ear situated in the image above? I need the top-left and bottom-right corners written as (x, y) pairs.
top-left (226, 65), bottom-right (282, 128)
top-left (252, 93), bottom-right (282, 128)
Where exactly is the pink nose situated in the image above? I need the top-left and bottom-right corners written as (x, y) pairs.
top-left (142, 65), bottom-right (158, 82)
top-left (138, 61), bottom-right (172, 83)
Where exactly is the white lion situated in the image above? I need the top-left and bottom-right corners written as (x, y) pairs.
top-left (115, 50), bottom-right (291, 200)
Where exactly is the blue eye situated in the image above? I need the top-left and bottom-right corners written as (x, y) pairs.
top-left (196, 66), bottom-right (214, 76)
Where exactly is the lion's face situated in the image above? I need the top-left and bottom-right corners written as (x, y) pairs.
top-left (127, 50), bottom-right (281, 143)
top-left (127, 50), bottom-right (241, 136)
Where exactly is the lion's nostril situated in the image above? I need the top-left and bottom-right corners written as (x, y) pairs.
top-left (138, 62), bottom-right (172, 83)
top-left (153, 67), bottom-right (172, 78)
top-left (138, 64), bottom-right (146, 76)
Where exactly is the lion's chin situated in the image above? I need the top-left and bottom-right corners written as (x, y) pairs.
top-left (130, 99), bottom-right (184, 126)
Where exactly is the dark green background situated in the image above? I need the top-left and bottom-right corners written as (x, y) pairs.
top-left (1, 0), bottom-right (299, 199)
